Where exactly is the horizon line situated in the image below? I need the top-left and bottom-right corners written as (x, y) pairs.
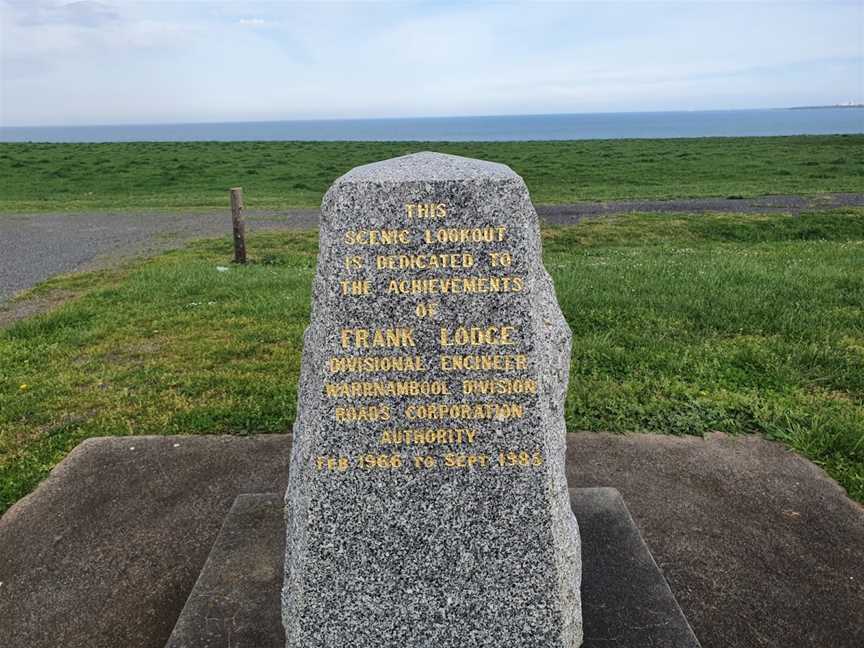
top-left (3, 104), bottom-right (861, 131)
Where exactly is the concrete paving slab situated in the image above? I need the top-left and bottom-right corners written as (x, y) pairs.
top-left (574, 488), bottom-right (700, 647)
top-left (565, 433), bottom-right (864, 648)
top-left (165, 488), bottom-right (699, 648)
top-left (0, 435), bottom-right (292, 648)
top-left (165, 493), bottom-right (286, 648)
top-left (1, 432), bottom-right (861, 648)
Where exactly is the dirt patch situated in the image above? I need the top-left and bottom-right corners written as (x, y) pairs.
top-left (0, 289), bottom-right (80, 329)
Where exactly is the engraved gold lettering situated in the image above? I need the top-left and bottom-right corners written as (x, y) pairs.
top-left (384, 276), bottom-right (524, 295)
top-left (379, 428), bottom-right (477, 446)
top-left (334, 405), bottom-right (391, 422)
top-left (327, 355), bottom-right (426, 374)
top-left (461, 378), bottom-right (537, 395)
top-left (439, 354), bottom-right (529, 372)
top-left (324, 380), bottom-right (450, 398)
top-left (339, 279), bottom-right (371, 295)
top-left (315, 456), bottom-right (350, 471)
top-left (344, 229), bottom-right (410, 246)
top-left (403, 203), bottom-right (448, 219)
top-left (423, 226), bottom-right (507, 244)
top-left (497, 451), bottom-right (544, 467)
top-left (358, 454), bottom-right (402, 469)
top-left (404, 402), bottom-right (525, 421)
top-left (339, 327), bottom-right (415, 349)
top-left (375, 253), bottom-right (474, 270)
top-left (439, 325), bottom-right (516, 347)
top-left (444, 453), bottom-right (488, 468)
top-left (489, 251), bottom-right (512, 267)
top-left (414, 302), bottom-right (438, 318)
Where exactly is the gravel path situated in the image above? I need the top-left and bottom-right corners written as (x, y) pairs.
top-left (1, 192), bottom-right (862, 303)
top-left (0, 210), bottom-right (316, 302)
top-left (538, 191), bottom-right (864, 223)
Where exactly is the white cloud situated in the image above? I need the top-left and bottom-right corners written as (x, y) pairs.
top-left (1, 0), bottom-right (202, 74)
top-left (1, 1), bottom-right (861, 126)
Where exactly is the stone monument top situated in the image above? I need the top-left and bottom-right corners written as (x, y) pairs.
top-left (335, 151), bottom-right (517, 182)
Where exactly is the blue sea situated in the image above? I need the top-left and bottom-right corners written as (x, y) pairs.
top-left (0, 108), bottom-right (861, 143)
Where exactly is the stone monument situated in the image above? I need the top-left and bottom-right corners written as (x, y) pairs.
top-left (283, 152), bottom-right (582, 646)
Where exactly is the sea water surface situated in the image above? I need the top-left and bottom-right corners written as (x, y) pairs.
top-left (1, 108), bottom-right (861, 142)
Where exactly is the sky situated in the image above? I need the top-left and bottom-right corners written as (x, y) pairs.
top-left (0, 0), bottom-right (862, 127)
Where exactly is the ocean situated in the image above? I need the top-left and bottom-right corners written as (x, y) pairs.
top-left (0, 108), bottom-right (861, 143)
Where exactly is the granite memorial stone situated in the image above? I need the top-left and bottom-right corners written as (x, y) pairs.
top-left (283, 152), bottom-right (582, 647)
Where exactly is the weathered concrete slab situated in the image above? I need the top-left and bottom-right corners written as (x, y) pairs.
top-left (165, 494), bottom-right (286, 648)
top-left (567, 433), bottom-right (864, 648)
top-left (165, 488), bottom-right (698, 648)
top-left (1, 432), bottom-right (862, 648)
top-left (573, 488), bottom-right (700, 647)
top-left (0, 435), bottom-right (293, 648)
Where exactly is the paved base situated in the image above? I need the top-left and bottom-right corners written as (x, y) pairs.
top-left (165, 489), bottom-right (699, 648)
top-left (573, 488), bottom-right (700, 647)
top-left (1, 433), bottom-right (862, 648)
top-left (165, 494), bottom-right (286, 648)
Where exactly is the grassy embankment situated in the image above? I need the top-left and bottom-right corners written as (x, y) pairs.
top-left (0, 135), bottom-right (862, 212)
top-left (1, 210), bottom-right (862, 513)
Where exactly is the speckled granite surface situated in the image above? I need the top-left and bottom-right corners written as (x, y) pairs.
top-left (283, 153), bottom-right (582, 646)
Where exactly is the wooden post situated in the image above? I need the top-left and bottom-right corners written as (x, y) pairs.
top-left (229, 187), bottom-right (246, 264)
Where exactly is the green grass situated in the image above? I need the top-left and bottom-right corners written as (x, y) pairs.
top-left (1, 210), bottom-right (863, 513)
top-left (1, 135), bottom-right (862, 212)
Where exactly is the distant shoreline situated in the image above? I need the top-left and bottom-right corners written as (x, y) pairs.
top-left (788, 104), bottom-right (864, 110)
top-left (1, 108), bottom-right (862, 143)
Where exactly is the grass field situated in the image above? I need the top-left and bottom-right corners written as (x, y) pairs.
top-left (1, 135), bottom-right (862, 212)
top-left (1, 209), bottom-right (862, 513)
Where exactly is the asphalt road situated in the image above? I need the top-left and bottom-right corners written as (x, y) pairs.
top-left (1, 192), bottom-right (862, 302)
